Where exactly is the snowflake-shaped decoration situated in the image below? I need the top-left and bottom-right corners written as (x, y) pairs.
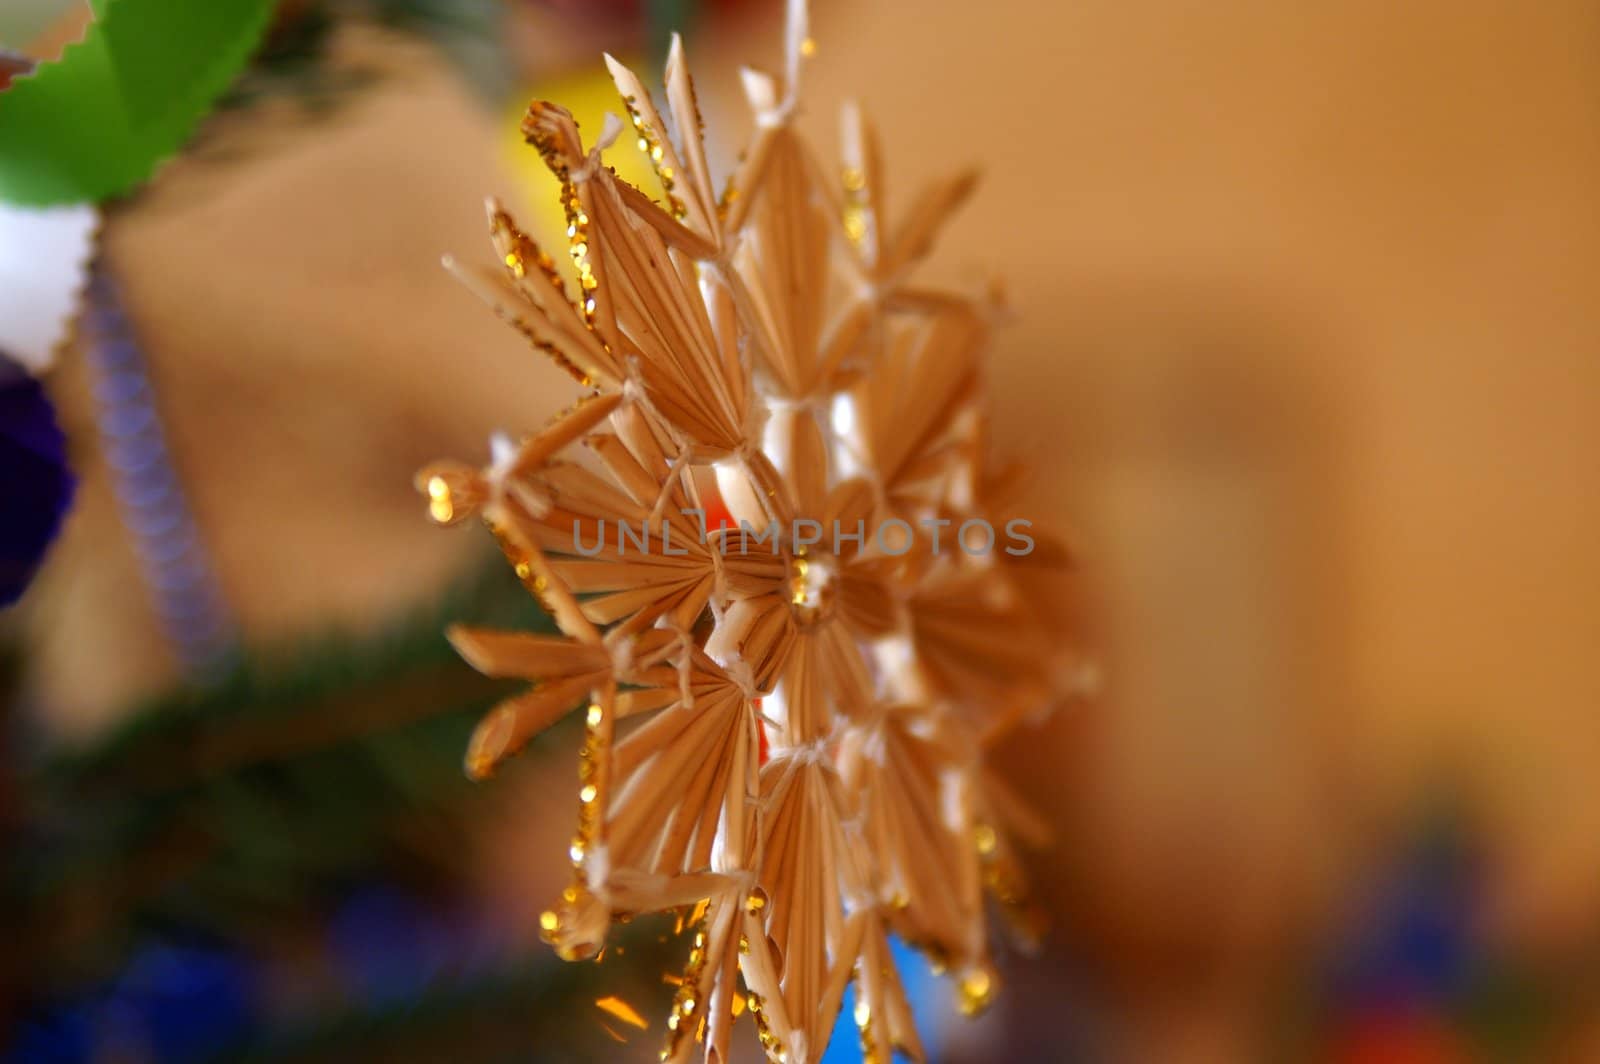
top-left (418, 3), bottom-right (1083, 1060)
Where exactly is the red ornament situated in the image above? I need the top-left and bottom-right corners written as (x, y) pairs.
top-left (1331, 1010), bottom-right (1470, 1064)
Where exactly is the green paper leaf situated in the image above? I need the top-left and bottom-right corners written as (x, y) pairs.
top-left (0, 0), bottom-right (276, 206)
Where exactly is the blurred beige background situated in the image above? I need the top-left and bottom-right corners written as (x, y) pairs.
top-left (768, 1), bottom-right (1596, 1054)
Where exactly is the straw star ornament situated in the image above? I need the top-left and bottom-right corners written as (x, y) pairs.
top-left (418, 3), bottom-right (1082, 1060)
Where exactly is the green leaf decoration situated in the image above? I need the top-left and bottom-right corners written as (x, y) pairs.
top-left (0, 0), bottom-right (276, 206)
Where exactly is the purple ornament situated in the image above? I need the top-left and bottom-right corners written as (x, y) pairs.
top-left (0, 358), bottom-right (75, 605)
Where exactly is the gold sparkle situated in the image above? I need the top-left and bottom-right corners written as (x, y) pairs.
top-left (957, 966), bottom-right (996, 1016)
top-left (425, 476), bottom-right (454, 524)
top-left (974, 823), bottom-right (998, 856)
top-left (596, 995), bottom-right (649, 1030)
